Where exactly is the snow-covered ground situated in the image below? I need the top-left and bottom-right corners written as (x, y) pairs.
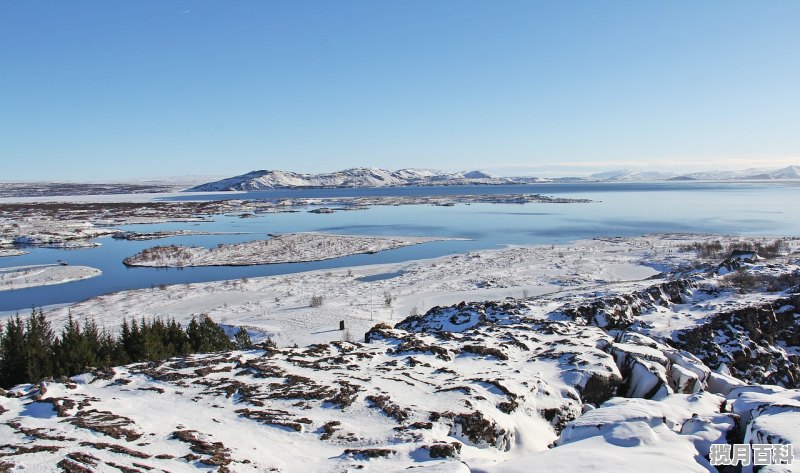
top-left (0, 233), bottom-right (798, 471)
top-left (0, 264), bottom-right (102, 291)
top-left (6, 234), bottom-right (715, 347)
top-left (122, 233), bottom-right (454, 267)
top-left (0, 234), bottom-right (799, 471)
top-left (0, 191), bottom-right (205, 204)
top-left (0, 219), bottom-right (113, 249)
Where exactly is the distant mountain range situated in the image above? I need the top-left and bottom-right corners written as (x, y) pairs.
top-left (184, 168), bottom-right (548, 191)
top-left (589, 165), bottom-right (800, 182)
top-left (185, 165), bottom-right (800, 191)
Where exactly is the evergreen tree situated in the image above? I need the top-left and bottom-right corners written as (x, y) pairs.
top-left (234, 327), bottom-right (253, 350)
top-left (54, 316), bottom-right (96, 377)
top-left (120, 318), bottom-right (146, 362)
top-left (81, 317), bottom-right (101, 359)
top-left (141, 317), bottom-right (169, 360)
top-left (25, 308), bottom-right (54, 382)
top-left (0, 316), bottom-right (27, 387)
top-left (0, 309), bottom-right (242, 388)
top-left (187, 314), bottom-right (232, 352)
top-left (165, 318), bottom-right (191, 356)
top-left (96, 328), bottom-right (121, 366)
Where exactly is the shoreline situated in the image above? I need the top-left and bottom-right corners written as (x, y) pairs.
top-left (0, 233), bottom-right (756, 346)
top-left (0, 192), bottom-right (590, 250)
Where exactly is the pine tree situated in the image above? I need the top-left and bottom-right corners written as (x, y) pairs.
top-left (187, 314), bottom-right (232, 352)
top-left (96, 328), bottom-right (120, 366)
top-left (141, 317), bottom-right (169, 360)
top-left (120, 318), bottom-right (146, 362)
top-left (25, 308), bottom-right (54, 383)
top-left (81, 317), bottom-right (101, 359)
top-left (0, 315), bottom-right (27, 388)
top-left (0, 309), bottom-right (241, 388)
top-left (54, 316), bottom-right (96, 377)
top-left (165, 318), bottom-right (191, 357)
top-left (186, 317), bottom-right (201, 352)
top-left (234, 327), bottom-right (253, 350)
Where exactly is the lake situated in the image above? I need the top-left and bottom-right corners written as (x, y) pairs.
top-left (1, 181), bottom-right (798, 312)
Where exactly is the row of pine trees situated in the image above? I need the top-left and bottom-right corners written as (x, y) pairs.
top-left (0, 309), bottom-right (254, 389)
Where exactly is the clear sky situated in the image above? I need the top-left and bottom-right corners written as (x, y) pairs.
top-left (2, 1), bottom-right (799, 180)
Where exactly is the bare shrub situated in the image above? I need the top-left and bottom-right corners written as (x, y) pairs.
top-left (721, 269), bottom-right (800, 294)
top-left (722, 270), bottom-right (760, 293)
top-left (310, 296), bottom-right (324, 308)
top-left (681, 239), bottom-right (786, 260)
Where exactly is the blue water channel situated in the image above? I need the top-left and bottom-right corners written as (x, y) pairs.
top-left (1, 181), bottom-right (798, 312)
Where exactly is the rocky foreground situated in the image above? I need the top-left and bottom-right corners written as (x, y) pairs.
top-left (0, 245), bottom-right (798, 472)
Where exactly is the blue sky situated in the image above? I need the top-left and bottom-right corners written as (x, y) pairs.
top-left (2, 1), bottom-right (799, 180)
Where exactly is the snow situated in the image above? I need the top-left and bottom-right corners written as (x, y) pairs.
top-left (0, 190), bottom-right (205, 204)
top-left (122, 233), bottom-right (453, 267)
top-left (724, 387), bottom-right (800, 472)
top-left (0, 218), bottom-right (116, 249)
top-left (0, 233), bottom-right (798, 470)
top-left (9, 237), bottom-right (670, 347)
top-left (0, 315), bottom-right (619, 471)
top-left (589, 165), bottom-right (800, 181)
top-left (476, 393), bottom-right (729, 473)
top-left (0, 264), bottom-right (102, 291)
top-left (20, 401), bottom-right (58, 419)
top-left (186, 168), bottom-right (516, 191)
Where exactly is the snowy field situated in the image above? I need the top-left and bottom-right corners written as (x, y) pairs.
top-left (0, 264), bottom-right (102, 292)
top-left (4, 234), bottom-right (726, 347)
top-left (0, 233), bottom-right (798, 471)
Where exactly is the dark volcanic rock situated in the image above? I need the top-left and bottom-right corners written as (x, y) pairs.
top-left (561, 279), bottom-right (697, 329)
top-left (422, 442), bottom-right (462, 459)
top-left (449, 411), bottom-right (512, 451)
top-left (579, 371), bottom-right (622, 405)
top-left (671, 295), bottom-right (800, 387)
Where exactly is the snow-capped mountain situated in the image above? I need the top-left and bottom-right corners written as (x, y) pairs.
top-left (186, 164), bottom-right (800, 191)
top-left (185, 168), bottom-right (514, 191)
top-left (591, 165), bottom-right (800, 182)
top-left (590, 169), bottom-right (678, 181)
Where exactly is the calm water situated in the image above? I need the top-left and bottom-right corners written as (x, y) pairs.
top-left (1, 181), bottom-right (798, 312)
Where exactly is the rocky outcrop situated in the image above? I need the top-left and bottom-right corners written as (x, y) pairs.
top-left (597, 331), bottom-right (710, 400)
top-left (560, 279), bottom-right (697, 329)
top-left (671, 295), bottom-right (800, 387)
top-left (394, 300), bottom-right (526, 333)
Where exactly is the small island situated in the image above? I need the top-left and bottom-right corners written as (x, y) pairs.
top-left (123, 233), bottom-right (452, 267)
top-left (0, 264), bottom-right (102, 291)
